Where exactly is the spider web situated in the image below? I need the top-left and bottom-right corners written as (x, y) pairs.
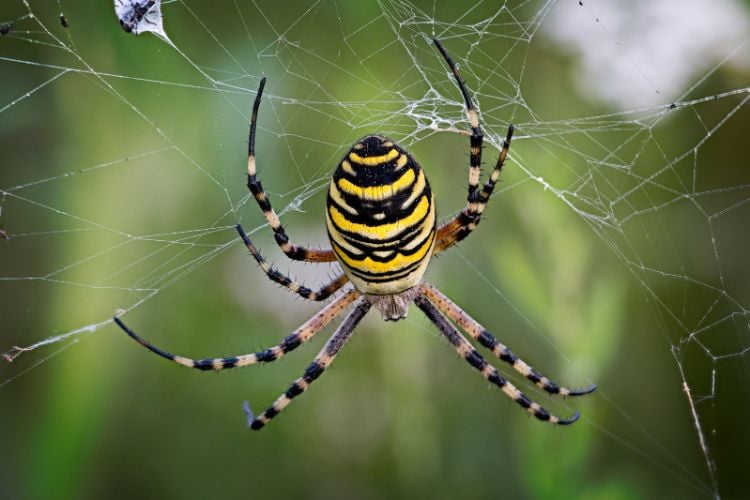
top-left (1, 0), bottom-right (748, 497)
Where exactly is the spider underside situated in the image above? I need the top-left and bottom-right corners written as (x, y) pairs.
top-left (366, 288), bottom-right (423, 321)
top-left (114, 38), bottom-right (596, 431)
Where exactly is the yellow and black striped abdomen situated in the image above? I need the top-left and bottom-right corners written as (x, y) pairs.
top-left (326, 135), bottom-right (436, 295)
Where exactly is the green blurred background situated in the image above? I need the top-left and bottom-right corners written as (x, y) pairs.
top-left (1, 1), bottom-right (749, 499)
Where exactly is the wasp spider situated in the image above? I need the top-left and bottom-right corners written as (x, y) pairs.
top-left (114, 39), bottom-right (596, 430)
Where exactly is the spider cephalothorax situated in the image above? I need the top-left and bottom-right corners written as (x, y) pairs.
top-left (115, 39), bottom-right (596, 431)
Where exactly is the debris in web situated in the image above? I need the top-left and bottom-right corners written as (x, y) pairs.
top-left (3, 346), bottom-right (29, 363)
top-left (0, 22), bottom-right (12, 35)
top-left (114, 0), bottom-right (166, 39)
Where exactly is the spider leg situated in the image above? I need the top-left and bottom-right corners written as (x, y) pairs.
top-left (433, 125), bottom-right (513, 255)
top-left (421, 283), bottom-right (596, 396)
top-left (245, 297), bottom-right (372, 430)
top-left (433, 39), bottom-right (484, 209)
top-left (415, 293), bottom-right (581, 425)
top-left (114, 289), bottom-right (360, 371)
top-left (246, 77), bottom-right (336, 263)
top-left (236, 224), bottom-right (348, 301)
top-left (432, 39), bottom-right (514, 255)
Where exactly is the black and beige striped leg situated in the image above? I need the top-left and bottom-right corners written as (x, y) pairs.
top-left (433, 126), bottom-right (513, 255)
top-left (477, 124), bottom-right (513, 202)
top-left (245, 297), bottom-right (372, 430)
top-left (433, 38), bottom-right (485, 208)
top-left (246, 77), bottom-right (336, 263)
top-left (414, 294), bottom-right (581, 425)
top-left (236, 224), bottom-right (348, 301)
top-left (421, 283), bottom-right (596, 396)
top-left (113, 289), bottom-right (360, 371)
top-left (432, 39), bottom-right (515, 255)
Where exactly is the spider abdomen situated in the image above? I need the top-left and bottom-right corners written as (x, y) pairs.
top-left (326, 135), bottom-right (436, 295)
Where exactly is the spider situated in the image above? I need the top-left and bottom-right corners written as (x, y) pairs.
top-left (114, 39), bottom-right (596, 431)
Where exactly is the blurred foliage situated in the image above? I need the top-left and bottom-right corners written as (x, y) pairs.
top-left (1, 1), bottom-right (749, 499)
